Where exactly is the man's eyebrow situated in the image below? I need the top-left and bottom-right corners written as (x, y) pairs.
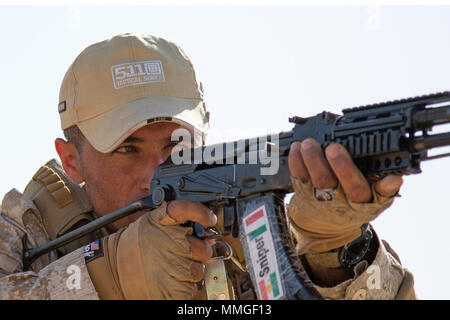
top-left (121, 136), bottom-right (142, 144)
top-left (167, 135), bottom-right (195, 146)
top-left (121, 132), bottom-right (194, 145)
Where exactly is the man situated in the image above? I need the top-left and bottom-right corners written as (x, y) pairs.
top-left (0, 33), bottom-right (416, 300)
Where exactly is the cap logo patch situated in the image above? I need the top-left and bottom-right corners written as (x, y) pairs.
top-left (111, 60), bottom-right (165, 89)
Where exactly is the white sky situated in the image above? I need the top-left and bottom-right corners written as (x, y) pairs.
top-left (0, 4), bottom-right (449, 299)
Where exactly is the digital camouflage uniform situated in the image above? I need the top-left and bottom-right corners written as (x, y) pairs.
top-left (0, 159), bottom-right (416, 300)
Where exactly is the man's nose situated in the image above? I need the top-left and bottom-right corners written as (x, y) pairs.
top-left (139, 162), bottom-right (158, 193)
top-left (139, 154), bottom-right (167, 192)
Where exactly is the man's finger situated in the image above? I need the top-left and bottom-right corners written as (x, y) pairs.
top-left (374, 175), bottom-right (403, 197)
top-left (301, 138), bottom-right (338, 190)
top-left (288, 141), bottom-right (310, 183)
top-left (167, 200), bottom-right (217, 227)
top-left (190, 262), bottom-right (206, 282)
top-left (325, 143), bottom-right (372, 203)
top-left (187, 235), bottom-right (214, 263)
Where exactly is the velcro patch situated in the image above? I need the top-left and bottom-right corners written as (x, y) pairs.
top-left (83, 240), bottom-right (103, 263)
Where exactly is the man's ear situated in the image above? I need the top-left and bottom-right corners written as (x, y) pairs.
top-left (55, 138), bottom-right (85, 184)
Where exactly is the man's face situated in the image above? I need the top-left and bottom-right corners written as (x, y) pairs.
top-left (77, 122), bottom-right (186, 232)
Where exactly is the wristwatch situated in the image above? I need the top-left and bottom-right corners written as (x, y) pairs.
top-left (338, 224), bottom-right (373, 268)
top-left (304, 224), bottom-right (375, 269)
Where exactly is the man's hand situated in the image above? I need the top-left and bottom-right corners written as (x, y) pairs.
top-left (87, 199), bottom-right (216, 300)
top-left (287, 139), bottom-right (403, 255)
top-left (288, 139), bottom-right (403, 202)
top-left (167, 200), bottom-right (216, 284)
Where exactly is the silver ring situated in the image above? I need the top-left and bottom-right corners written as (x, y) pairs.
top-left (314, 188), bottom-right (336, 201)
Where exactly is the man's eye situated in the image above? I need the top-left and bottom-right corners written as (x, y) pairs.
top-left (115, 145), bottom-right (138, 153)
top-left (165, 142), bottom-right (182, 150)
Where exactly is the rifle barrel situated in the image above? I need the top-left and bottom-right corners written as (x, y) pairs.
top-left (414, 105), bottom-right (450, 128)
top-left (413, 132), bottom-right (450, 151)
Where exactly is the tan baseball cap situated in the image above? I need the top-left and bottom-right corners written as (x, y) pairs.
top-left (58, 33), bottom-right (210, 153)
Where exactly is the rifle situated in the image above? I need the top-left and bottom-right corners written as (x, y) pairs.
top-left (23, 91), bottom-right (450, 300)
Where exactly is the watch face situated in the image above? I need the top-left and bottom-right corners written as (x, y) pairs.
top-left (339, 228), bottom-right (373, 268)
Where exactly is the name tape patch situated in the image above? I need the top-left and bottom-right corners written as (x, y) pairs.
top-left (243, 205), bottom-right (283, 300)
top-left (111, 60), bottom-right (165, 89)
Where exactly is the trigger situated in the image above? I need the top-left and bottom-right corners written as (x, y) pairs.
top-left (181, 221), bottom-right (205, 238)
top-left (193, 222), bottom-right (205, 238)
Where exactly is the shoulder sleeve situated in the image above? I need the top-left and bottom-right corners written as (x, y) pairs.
top-left (0, 189), bottom-right (99, 300)
top-left (0, 248), bottom-right (99, 300)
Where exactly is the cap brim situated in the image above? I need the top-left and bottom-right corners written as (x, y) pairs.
top-left (77, 96), bottom-right (209, 153)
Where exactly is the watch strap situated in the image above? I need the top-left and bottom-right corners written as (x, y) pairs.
top-left (304, 224), bottom-right (374, 269)
top-left (304, 249), bottom-right (341, 268)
